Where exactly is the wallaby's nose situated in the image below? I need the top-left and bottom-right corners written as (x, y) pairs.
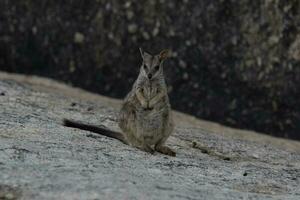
top-left (148, 73), bottom-right (152, 79)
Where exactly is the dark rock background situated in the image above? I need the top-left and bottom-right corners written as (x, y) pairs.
top-left (0, 0), bottom-right (299, 140)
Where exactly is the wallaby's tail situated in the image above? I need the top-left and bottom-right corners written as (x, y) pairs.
top-left (63, 119), bottom-right (127, 144)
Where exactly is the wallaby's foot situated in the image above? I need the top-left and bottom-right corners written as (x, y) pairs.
top-left (137, 144), bottom-right (155, 154)
top-left (155, 146), bottom-right (176, 157)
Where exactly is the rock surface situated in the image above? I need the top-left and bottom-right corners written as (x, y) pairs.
top-left (1, 1), bottom-right (299, 139)
top-left (0, 72), bottom-right (300, 200)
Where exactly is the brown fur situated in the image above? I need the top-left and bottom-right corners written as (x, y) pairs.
top-left (63, 48), bottom-right (175, 156)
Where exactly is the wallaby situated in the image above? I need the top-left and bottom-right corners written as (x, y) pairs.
top-left (63, 48), bottom-right (175, 156)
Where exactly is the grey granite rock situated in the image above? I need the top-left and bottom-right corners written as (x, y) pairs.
top-left (0, 73), bottom-right (299, 200)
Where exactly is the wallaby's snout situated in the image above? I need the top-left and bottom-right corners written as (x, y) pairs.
top-left (148, 73), bottom-right (152, 79)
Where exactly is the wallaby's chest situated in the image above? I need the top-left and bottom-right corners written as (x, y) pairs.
top-left (142, 81), bottom-right (158, 100)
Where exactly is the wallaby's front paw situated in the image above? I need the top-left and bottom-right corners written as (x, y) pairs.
top-left (147, 100), bottom-right (156, 110)
top-left (148, 101), bottom-right (155, 109)
top-left (140, 100), bottom-right (148, 109)
top-left (140, 101), bottom-right (154, 111)
top-left (143, 106), bottom-right (153, 111)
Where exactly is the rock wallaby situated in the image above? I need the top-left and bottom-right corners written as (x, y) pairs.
top-left (63, 48), bottom-right (175, 156)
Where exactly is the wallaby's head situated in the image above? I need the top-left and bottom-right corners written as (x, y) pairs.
top-left (139, 48), bottom-right (170, 80)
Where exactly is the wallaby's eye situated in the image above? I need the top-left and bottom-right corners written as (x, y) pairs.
top-left (143, 65), bottom-right (147, 70)
top-left (154, 65), bottom-right (159, 71)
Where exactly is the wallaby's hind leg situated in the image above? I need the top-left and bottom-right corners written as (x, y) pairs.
top-left (154, 117), bottom-right (175, 156)
top-left (155, 145), bottom-right (176, 157)
top-left (155, 137), bottom-right (176, 157)
top-left (120, 105), bottom-right (155, 154)
top-left (130, 134), bottom-right (155, 154)
top-left (136, 143), bottom-right (155, 154)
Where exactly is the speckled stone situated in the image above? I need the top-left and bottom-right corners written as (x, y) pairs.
top-left (0, 75), bottom-right (299, 200)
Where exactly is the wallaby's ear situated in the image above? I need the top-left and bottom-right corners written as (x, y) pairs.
top-left (159, 49), bottom-right (171, 61)
top-left (139, 47), bottom-right (144, 59)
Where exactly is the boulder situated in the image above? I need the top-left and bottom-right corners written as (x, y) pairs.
top-left (0, 72), bottom-right (299, 199)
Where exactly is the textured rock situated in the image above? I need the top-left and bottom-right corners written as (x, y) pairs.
top-left (0, 1), bottom-right (299, 140)
top-left (0, 72), bottom-right (299, 200)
